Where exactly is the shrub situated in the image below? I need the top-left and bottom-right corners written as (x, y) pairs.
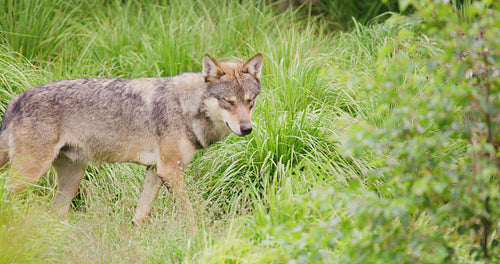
top-left (339, 0), bottom-right (500, 262)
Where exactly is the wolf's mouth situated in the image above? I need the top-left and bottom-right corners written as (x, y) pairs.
top-left (225, 122), bottom-right (230, 129)
top-left (225, 121), bottom-right (242, 136)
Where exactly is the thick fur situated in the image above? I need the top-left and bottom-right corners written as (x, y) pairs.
top-left (0, 53), bottom-right (263, 226)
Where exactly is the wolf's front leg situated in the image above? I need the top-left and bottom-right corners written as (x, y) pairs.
top-left (155, 158), bottom-right (196, 229)
top-left (133, 137), bottom-right (197, 229)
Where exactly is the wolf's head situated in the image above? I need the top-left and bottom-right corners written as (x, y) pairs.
top-left (202, 53), bottom-right (263, 136)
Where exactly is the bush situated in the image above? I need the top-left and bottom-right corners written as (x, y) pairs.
top-left (339, 0), bottom-right (500, 262)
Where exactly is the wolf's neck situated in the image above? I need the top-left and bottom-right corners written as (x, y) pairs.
top-left (190, 107), bottom-right (231, 149)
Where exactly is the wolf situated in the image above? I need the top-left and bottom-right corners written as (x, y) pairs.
top-left (0, 53), bottom-right (263, 226)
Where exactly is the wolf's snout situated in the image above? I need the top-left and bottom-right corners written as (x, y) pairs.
top-left (240, 123), bottom-right (252, 135)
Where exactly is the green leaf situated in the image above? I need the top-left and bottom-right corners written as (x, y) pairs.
top-left (457, 225), bottom-right (466, 235)
top-left (398, 0), bottom-right (412, 12)
top-left (492, 239), bottom-right (499, 248)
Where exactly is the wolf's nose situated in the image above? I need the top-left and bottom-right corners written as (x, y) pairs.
top-left (240, 123), bottom-right (252, 135)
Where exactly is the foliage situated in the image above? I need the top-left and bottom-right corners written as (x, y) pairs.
top-left (276, 0), bottom-right (403, 31)
top-left (337, 0), bottom-right (500, 262)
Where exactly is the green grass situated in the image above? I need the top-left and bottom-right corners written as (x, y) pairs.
top-left (1, 0), bottom-right (496, 263)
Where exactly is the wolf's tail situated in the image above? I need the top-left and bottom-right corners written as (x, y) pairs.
top-left (0, 131), bottom-right (9, 170)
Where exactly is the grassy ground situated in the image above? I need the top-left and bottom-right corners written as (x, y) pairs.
top-left (1, 0), bottom-right (497, 263)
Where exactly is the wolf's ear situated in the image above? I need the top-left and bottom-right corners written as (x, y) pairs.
top-left (202, 54), bottom-right (224, 82)
top-left (243, 53), bottom-right (263, 80)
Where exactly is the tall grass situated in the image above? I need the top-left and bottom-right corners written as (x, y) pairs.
top-left (0, 0), bottom-right (85, 60)
top-left (0, 0), bottom-right (460, 263)
top-left (0, 45), bottom-right (47, 113)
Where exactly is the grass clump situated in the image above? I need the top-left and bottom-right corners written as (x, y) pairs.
top-left (0, 171), bottom-right (68, 263)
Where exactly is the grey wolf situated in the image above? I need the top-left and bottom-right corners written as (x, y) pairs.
top-left (0, 53), bottom-right (263, 226)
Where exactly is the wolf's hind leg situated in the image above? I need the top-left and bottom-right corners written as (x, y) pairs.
top-left (51, 153), bottom-right (87, 218)
top-left (8, 146), bottom-right (54, 194)
top-left (132, 167), bottom-right (163, 226)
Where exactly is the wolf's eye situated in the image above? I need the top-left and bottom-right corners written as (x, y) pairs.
top-left (222, 98), bottom-right (235, 106)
